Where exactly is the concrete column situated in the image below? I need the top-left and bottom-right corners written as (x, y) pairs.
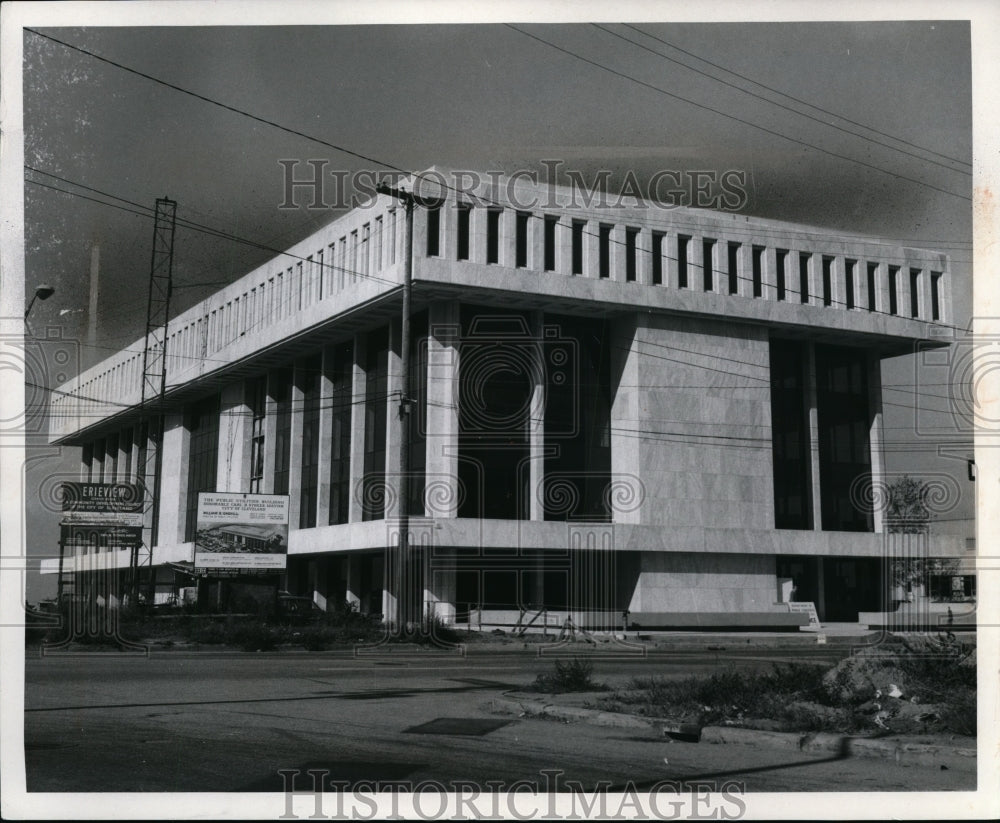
top-left (348, 334), bottom-right (368, 523)
top-left (216, 381), bottom-right (248, 493)
top-left (897, 266), bottom-right (912, 318)
top-left (425, 302), bottom-right (461, 518)
top-left (262, 373), bottom-right (279, 495)
top-left (610, 315), bottom-right (642, 525)
top-left (918, 268), bottom-right (933, 322)
top-left (666, 233), bottom-right (680, 288)
top-left (156, 412), bottom-right (190, 546)
top-left (804, 343), bottom-right (823, 532)
top-left (831, 255), bottom-right (846, 310)
top-left (384, 322), bottom-right (403, 518)
top-left (428, 553), bottom-right (456, 625)
top-left (637, 228), bottom-right (653, 286)
top-left (584, 219), bottom-right (600, 279)
top-left (609, 224), bottom-right (626, 282)
top-left (470, 204), bottom-right (488, 265)
top-left (689, 235), bottom-right (704, 292)
top-left (555, 216), bottom-right (572, 275)
top-left (737, 242), bottom-right (753, 297)
top-left (287, 363), bottom-right (305, 530)
top-left (868, 354), bottom-right (886, 534)
top-left (500, 207), bottom-right (517, 269)
top-left (316, 347), bottom-right (335, 526)
top-left (343, 555), bottom-right (361, 610)
top-left (807, 253), bottom-right (823, 307)
top-left (528, 310), bottom-right (546, 521)
top-left (763, 246), bottom-right (779, 302)
top-left (528, 211), bottom-right (545, 271)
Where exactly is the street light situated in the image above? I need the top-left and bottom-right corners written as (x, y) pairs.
top-left (25, 284), bottom-right (55, 320)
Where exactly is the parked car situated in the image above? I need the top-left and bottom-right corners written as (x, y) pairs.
top-left (276, 592), bottom-right (324, 624)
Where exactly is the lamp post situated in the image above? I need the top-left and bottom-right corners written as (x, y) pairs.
top-left (25, 284), bottom-right (55, 321)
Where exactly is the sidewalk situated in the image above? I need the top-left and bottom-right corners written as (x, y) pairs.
top-left (490, 689), bottom-right (977, 771)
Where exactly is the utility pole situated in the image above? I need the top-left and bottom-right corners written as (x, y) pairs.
top-left (375, 181), bottom-right (416, 634)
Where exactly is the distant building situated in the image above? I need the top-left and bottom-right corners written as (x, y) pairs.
top-left (42, 169), bottom-right (970, 628)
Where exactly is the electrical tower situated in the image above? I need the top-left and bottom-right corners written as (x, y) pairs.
top-left (129, 198), bottom-right (176, 605)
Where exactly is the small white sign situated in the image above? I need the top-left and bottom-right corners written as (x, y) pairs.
top-left (787, 600), bottom-right (821, 626)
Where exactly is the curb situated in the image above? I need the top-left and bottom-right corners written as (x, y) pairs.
top-left (490, 695), bottom-right (976, 767)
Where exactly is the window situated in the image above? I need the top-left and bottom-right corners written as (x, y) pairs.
top-left (298, 356), bottom-right (322, 529)
top-left (845, 259), bottom-right (857, 310)
top-left (598, 224), bottom-right (611, 278)
top-left (247, 377), bottom-right (266, 494)
top-left (625, 227), bottom-right (639, 282)
top-left (363, 328), bottom-right (389, 521)
top-left (866, 262), bottom-right (878, 312)
top-left (543, 215), bottom-right (557, 272)
top-left (651, 232), bottom-right (664, 285)
top-left (776, 250), bottom-right (787, 301)
top-left (457, 203), bottom-right (471, 261)
top-left (769, 340), bottom-right (811, 530)
top-left (677, 234), bottom-right (690, 288)
top-left (822, 256), bottom-right (833, 307)
top-left (136, 421), bottom-right (149, 490)
top-left (799, 253), bottom-right (810, 304)
top-left (82, 442), bottom-right (94, 482)
top-left (486, 209), bottom-right (500, 264)
top-left (184, 396), bottom-right (220, 542)
top-left (910, 268), bottom-right (921, 318)
top-left (752, 246), bottom-right (763, 298)
top-left (121, 428), bottom-right (133, 481)
top-left (703, 239), bottom-right (716, 291)
top-left (105, 433), bottom-right (119, 482)
top-left (571, 220), bottom-right (585, 275)
top-left (328, 341), bottom-right (353, 525)
top-left (931, 272), bottom-right (942, 320)
top-left (426, 204), bottom-right (441, 257)
top-left (515, 212), bottom-right (529, 268)
top-left (888, 266), bottom-right (899, 315)
top-left (727, 242), bottom-right (740, 295)
top-left (271, 368), bottom-right (293, 496)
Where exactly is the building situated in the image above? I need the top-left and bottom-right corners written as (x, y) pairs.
top-left (42, 168), bottom-right (971, 628)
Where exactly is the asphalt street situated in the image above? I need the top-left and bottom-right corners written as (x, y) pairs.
top-left (21, 645), bottom-right (975, 797)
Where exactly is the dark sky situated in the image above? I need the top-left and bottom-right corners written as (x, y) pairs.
top-left (19, 20), bottom-right (974, 598)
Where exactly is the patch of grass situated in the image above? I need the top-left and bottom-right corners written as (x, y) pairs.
top-left (532, 657), bottom-right (605, 693)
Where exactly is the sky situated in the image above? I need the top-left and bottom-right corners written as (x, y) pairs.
top-left (15, 16), bottom-right (975, 600)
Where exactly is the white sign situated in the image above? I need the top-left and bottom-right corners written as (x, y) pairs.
top-left (193, 493), bottom-right (289, 572)
top-left (788, 601), bottom-right (821, 626)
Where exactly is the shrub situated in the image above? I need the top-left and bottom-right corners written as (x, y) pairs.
top-left (532, 657), bottom-right (603, 693)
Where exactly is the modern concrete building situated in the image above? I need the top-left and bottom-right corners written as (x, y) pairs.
top-left (43, 169), bottom-right (970, 628)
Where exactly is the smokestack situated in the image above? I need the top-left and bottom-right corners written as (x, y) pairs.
top-left (88, 244), bottom-right (99, 349)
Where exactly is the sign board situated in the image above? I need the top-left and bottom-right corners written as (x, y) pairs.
top-left (193, 492), bottom-right (289, 573)
top-left (787, 601), bottom-right (821, 627)
top-left (59, 482), bottom-right (146, 549)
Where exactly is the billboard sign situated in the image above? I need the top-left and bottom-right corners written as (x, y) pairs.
top-left (59, 482), bottom-right (146, 549)
top-left (193, 492), bottom-right (289, 574)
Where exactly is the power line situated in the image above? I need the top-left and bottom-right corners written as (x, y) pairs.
top-left (618, 23), bottom-right (971, 171)
top-left (506, 24), bottom-right (970, 203)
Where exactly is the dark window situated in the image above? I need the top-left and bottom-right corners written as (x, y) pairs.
top-left (888, 266), bottom-right (899, 315)
top-left (408, 312), bottom-right (429, 516)
top-left (543, 215), bottom-right (557, 272)
top-left (426, 204), bottom-right (441, 257)
top-left (816, 345), bottom-right (872, 532)
top-left (776, 249), bottom-right (787, 301)
top-left (651, 232), bottom-right (664, 285)
top-left (93, 438), bottom-right (105, 482)
top-left (184, 396), bottom-right (220, 543)
top-left (845, 259), bottom-right (856, 310)
top-left (271, 369), bottom-right (293, 496)
top-left (136, 421), bottom-right (149, 491)
top-left (677, 235), bottom-right (689, 288)
top-left (457, 308), bottom-right (531, 520)
top-left (571, 220), bottom-right (585, 275)
top-left (625, 227), bottom-right (639, 282)
top-left (515, 212), bottom-right (529, 268)
top-left (727, 242), bottom-right (740, 295)
top-left (544, 315), bottom-right (611, 522)
top-left (363, 328), bottom-right (389, 521)
top-left (82, 442), bottom-right (94, 482)
top-left (931, 272), bottom-right (942, 320)
top-left (327, 341), bottom-right (353, 525)
top-left (703, 239), bottom-right (715, 291)
top-left (486, 209), bottom-right (500, 264)
top-left (105, 433), bottom-right (119, 482)
top-left (456, 203), bottom-right (471, 261)
top-left (769, 340), bottom-right (812, 530)
top-left (298, 355), bottom-right (322, 529)
top-left (752, 246), bottom-right (763, 298)
top-left (822, 256), bottom-right (833, 307)
top-left (248, 377), bottom-right (267, 493)
top-left (121, 428), bottom-right (133, 481)
top-left (598, 224), bottom-right (611, 278)
top-left (910, 268), bottom-right (921, 318)
top-left (867, 262), bottom-right (878, 312)
top-left (799, 253), bottom-right (810, 304)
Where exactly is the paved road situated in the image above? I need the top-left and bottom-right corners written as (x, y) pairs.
top-left (23, 648), bottom-right (975, 797)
